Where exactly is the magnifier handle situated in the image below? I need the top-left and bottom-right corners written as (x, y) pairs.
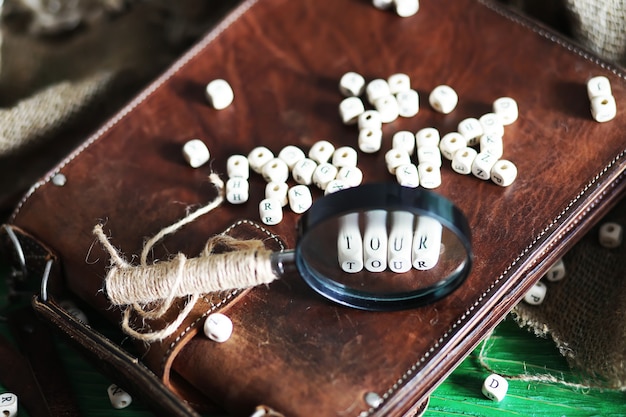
top-left (104, 248), bottom-right (287, 306)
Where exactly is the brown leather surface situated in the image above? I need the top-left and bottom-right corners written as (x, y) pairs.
top-left (5, 0), bottom-right (626, 416)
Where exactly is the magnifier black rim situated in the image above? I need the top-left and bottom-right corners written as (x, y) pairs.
top-left (295, 182), bottom-right (473, 311)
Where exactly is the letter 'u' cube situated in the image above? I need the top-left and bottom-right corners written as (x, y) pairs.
top-left (482, 374), bottom-right (508, 402)
top-left (0, 392), bottom-right (17, 417)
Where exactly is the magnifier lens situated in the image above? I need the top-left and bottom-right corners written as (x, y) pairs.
top-left (293, 183), bottom-right (472, 311)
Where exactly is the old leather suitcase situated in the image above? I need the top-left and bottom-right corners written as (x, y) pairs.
top-left (2, 0), bottom-right (626, 415)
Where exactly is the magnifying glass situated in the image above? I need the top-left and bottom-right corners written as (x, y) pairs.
top-left (102, 182), bottom-right (472, 312)
top-left (273, 182), bottom-right (472, 311)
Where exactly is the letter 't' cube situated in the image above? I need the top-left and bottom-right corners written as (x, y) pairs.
top-left (482, 374), bottom-right (508, 402)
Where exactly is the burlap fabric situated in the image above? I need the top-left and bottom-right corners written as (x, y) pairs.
top-left (1, 0), bottom-right (625, 391)
top-left (0, 0), bottom-right (237, 215)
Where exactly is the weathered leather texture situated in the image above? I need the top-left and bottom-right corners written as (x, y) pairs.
top-left (4, 0), bottom-right (626, 416)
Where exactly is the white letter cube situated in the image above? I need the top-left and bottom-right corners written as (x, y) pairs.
top-left (337, 213), bottom-right (364, 273)
top-left (451, 147), bottom-right (478, 175)
top-left (385, 148), bottom-right (411, 175)
top-left (396, 89), bottom-right (420, 118)
top-left (387, 73), bottom-right (411, 95)
top-left (429, 85), bottom-right (458, 114)
top-left (358, 110), bottom-right (383, 131)
top-left (493, 97), bottom-right (518, 125)
top-left (396, 163), bottom-right (419, 188)
top-left (366, 79), bottom-right (391, 105)
top-left (545, 258), bottom-right (566, 282)
top-left (358, 128), bottom-right (383, 153)
top-left (482, 374), bottom-right (508, 402)
top-left (205, 79), bottom-right (234, 110)
top-left (337, 166), bottom-right (363, 187)
top-left (591, 95), bottom-right (617, 123)
top-left (418, 163), bottom-right (442, 189)
top-left (261, 158), bottom-right (289, 183)
top-left (339, 96), bottom-right (365, 125)
top-left (312, 162), bottom-right (338, 190)
top-left (288, 185), bottom-right (313, 214)
top-left (226, 154), bottom-right (249, 179)
top-left (587, 75), bottom-right (612, 99)
top-left (259, 198), bottom-right (284, 225)
top-left (374, 94), bottom-right (400, 123)
top-left (458, 117), bottom-right (484, 146)
top-left (599, 222), bottom-right (623, 248)
top-left (332, 146), bottom-right (358, 168)
top-left (0, 392), bottom-right (17, 417)
top-left (439, 132), bottom-right (467, 161)
top-left (309, 140), bottom-right (335, 164)
top-left (339, 71), bottom-right (366, 97)
top-left (490, 159), bottom-right (518, 187)
top-left (479, 113), bottom-right (505, 137)
top-left (265, 182), bottom-right (289, 207)
top-left (248, 146), bottom-right (274, 173)
top-left (524, 281), bottom-right (547, 305)
top-left (472, 152), bottom-right (499, 180)
top-left (395, 0), bottom-right (419, 17)
top-left (417, 146), bottom-right (442, 167)
top-left (226, 178), bottom-right (249, 204)
top-left (292, 158), bottom-right (318, 185)
top-left (107, 384), bottom-right (132, 409)
top-left (203, 312), bottom-right (233, 342)
top-left (182, 139), bottom-right (210, 168)
top-left (392, 131), bottom-right (416, 155)
top-left (278, 145), bottom-right (305, 170)
top-left (416, 127), bottom-right (440, 148)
